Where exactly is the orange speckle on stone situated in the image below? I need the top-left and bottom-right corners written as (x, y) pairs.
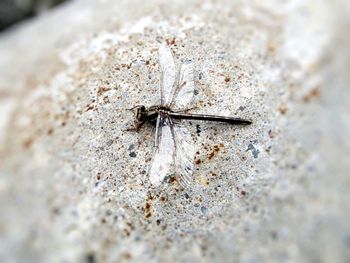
top-left (303, 86), bottom-right (320, 103)
top-left (279, 104), bottom-right (287, 114)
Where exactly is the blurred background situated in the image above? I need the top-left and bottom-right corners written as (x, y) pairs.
top-left (0, 0), bottom-right (69, 31)
top-left (0, 0), bottom-right (349, 262)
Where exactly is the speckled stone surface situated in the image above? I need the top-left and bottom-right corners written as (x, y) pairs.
top-left (0, 0), bottom-right (349, 262)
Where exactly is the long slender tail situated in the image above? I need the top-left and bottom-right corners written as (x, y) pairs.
top-left (169, 112), bottom-right (252, 125)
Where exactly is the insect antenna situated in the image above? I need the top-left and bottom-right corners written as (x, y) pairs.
top-left (126, 105), bottom-right (142, 111)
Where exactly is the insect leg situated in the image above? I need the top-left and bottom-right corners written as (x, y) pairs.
top-left (125, 121), bottom-right (147, 132)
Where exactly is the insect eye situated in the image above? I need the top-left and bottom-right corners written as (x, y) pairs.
top-left (141, 106), bottom-right (146, 111)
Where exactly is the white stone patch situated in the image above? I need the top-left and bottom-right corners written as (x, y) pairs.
top-left (60, 13), bottom-right (205, 70)
top-left (282, 0), bottom-right (333, 69)
top-left (0, 99), bottom-right (16, 145)
top-left (121, 16), bottom-right (153, 35)
top-left (60, 32), bottom-right (123, 66)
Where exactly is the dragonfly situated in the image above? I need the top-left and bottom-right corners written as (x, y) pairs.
top-left (129, 43), bottom-right (252, 187)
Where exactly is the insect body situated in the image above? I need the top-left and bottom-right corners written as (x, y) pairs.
top-left (130, 43), bottom-right (251, 187)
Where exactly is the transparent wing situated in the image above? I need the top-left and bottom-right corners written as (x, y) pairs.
top-left (149, 115), bottom-right (175, 186)
top-left (171, 60), bottom-right (195, 110)
top-left (158, 43), bottom-right (176, 106)
top-left (172, 123), bottom-right (195, 187)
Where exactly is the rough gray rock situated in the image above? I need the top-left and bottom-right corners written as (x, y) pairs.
top-left (0, 0), bottom-right (349, 262)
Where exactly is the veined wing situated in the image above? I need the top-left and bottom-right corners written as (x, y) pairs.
top-left (172, 123), bottom-right (195, 187)
top-left (158, 43), bottom-right (176, 106)
top-left (149, 115), bottom-right (175, 186)
top-left (171, 60), bottom-right (195, 110)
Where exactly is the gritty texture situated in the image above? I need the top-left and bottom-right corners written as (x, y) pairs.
top-left (0, 0), bottom-right (350, 262)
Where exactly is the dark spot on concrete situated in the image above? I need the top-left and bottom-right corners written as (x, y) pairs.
top-left (208, 152), bottom-right (215, 160)
top-left (224, 76), bottom-right (231, 82)
top-left (268, 130), bottom-right (276, 139)
top-left (126, 222), bottom-right (134, 230)
top-left (129, 152), bottom-right (136, 158)
top-left (97, 86), bottom-right (111, 96)
top-left (265, 146), bottom-right (272, 153)
top-left (52, 207), bottom-right (60, 215)
top-left (196, 124), bottom-right (201, 134)
top-left (278, 104), bottom-right (287, 114)
top-left (208, 144), bottom-right (224, 160)
top-left (145, 212), bottom-right (152, 219)
top-left (184, 193), bottom-right (190, 199)
top-left (303, 86), bottom-right (320, 103)
top-left (156, 219), bottom-right (161, 225)
top-left (213, 145), bottom-right (219, 152)
top-left (128, 144), bottom-right (135, 151)
top-left (201, 206), bottom-right (208, 215)
top-left (195, 159), bottom-right (202, 165)
top-left (47, 128), bottom-right (54, 135)
top-left (238, 106), bottom-right (245, 111)
top-left (84, 104), bottom-right (94, 112)
top-left (169, 176), bottom-right (177, 183)
top-left (106, 140), bottom-right (113, 146)
top-left (122, 252), bottom-right (132, 260)
top-left (85, 253), bottom-right (96, 263)
top-left (247, 143), bottom-right (260, 158)
top-left (240, 190), bottom-right (247, 196)
top-left (144, 200), bottom-right (152, 218)
top-left (124, 229), bottom-right (131, 236)
top-left (270, 230), bottom-right (278, 240)
top-left (23, 138), bottom-right (33, 149)
top-left (198, 72), bottom-right (203, 80)
top-left (103, 96), bottom-right (110, 103)
top-left (267, 42), bottom-right (277, 54)
top-left (166, 37), bottom-right (176, 45)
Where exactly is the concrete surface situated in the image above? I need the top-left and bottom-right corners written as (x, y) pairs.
top-left (0, 0), bottom-right (349, 262)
